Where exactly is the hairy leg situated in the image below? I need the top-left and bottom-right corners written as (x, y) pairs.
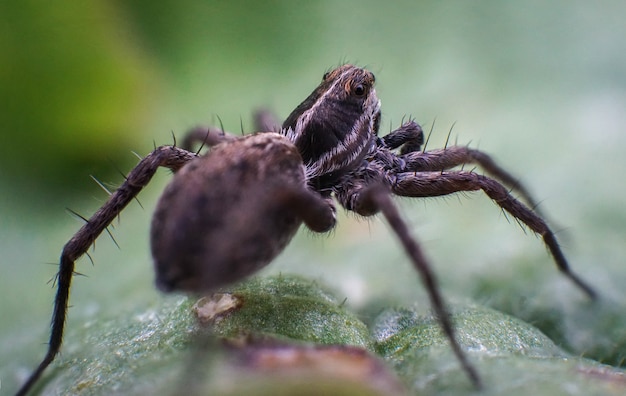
top-left (378, 122), bottom-right (543, 214)
top-left (180, 126), bottom-right (237, 152)
top-left (379, 120), bottom-right (424, 155)
top-left (181, 109), bottom-right (282, 153)
top-left (16, 146), bottom-right (197, 396)
top-left (339, 182), bottom-right (482, 389)
top-left (253, 108), bottom-right (282, 133)
top-left (285, 188), bottom-right (336, 233)
top-left (390, 170), bottom-right (596, 299)
top-left (401, 146), bottom-right (544, 212)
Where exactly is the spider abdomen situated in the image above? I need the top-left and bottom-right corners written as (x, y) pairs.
top-left (151, 133), bottom-right (306, 293)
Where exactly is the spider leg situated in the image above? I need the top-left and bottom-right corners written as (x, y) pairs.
top-left (379, 120), bottom-right (424, 154)
top-left (285, 189), bottom-right (336, 233)
top-left (336, 181), bottom-right (482, 388)
top-left (181, 109), bottom-right (283, 154)
top-left (180, 126), bottom-right (237, 152)
top-left (16, 146), bottom-right (197, 396)
top-left (379, 121), bottom-right (546, 215)
top-left (401, 146), bottom-right (544, 214)
top-left (390, 170), bottom-right (597, 299)
top-left (253, 108), bottom-right (282, 133)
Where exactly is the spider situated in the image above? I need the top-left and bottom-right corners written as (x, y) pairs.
top-left (16, 64), bottom-right (596, 395)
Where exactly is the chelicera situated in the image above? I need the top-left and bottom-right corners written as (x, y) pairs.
top-left (16, 64), bottom-right (596, 394)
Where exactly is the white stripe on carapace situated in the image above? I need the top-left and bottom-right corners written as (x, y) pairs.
top-left (304, 97), bottom-right (381, 180)
top-left (283, 68), bottom-right (352, 144)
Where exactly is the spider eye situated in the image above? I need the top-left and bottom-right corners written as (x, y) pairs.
top-left (322, 71), bottom-right (330, 81)
top-left (353, 83), bottom-right (366, 97)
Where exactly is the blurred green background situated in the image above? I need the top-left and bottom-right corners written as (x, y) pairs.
top-left (2, 0), bottom-right (626, 394)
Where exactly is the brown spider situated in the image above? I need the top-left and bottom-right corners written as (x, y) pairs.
top-left (16, 64), bottom-right (596, 395)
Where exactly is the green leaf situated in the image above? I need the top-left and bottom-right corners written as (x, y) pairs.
top-left (20, 276), bottom-right (626, 395)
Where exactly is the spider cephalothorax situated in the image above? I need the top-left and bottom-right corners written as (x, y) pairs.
top-left (283, 65), bottom-right (382, 191)
top-left (17, 64), bottom-right (596, 395)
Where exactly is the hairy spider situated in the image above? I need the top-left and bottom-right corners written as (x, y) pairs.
top-left (17, 64), bottom-right (596, 395)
